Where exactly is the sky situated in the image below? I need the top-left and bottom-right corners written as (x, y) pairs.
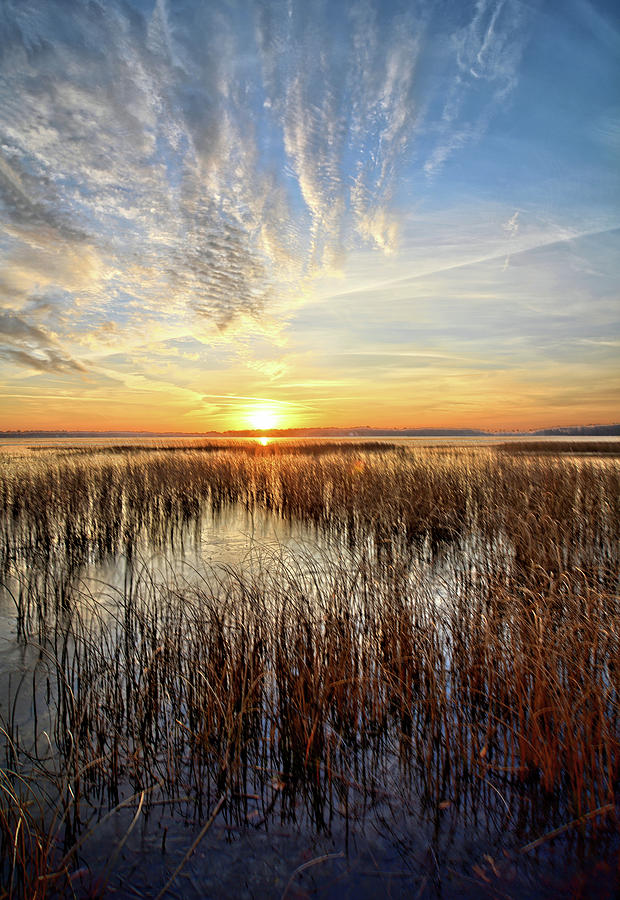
top-left (0, 0), bottom-right (618, 432)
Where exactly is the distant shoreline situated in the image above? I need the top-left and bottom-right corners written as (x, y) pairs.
top-left (1, 424), bottom-right (619, 439)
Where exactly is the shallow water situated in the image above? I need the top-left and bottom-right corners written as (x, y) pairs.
top-left (2, 433), bottom-right (619, 451)
top-left (41, 755), bottom-right (619, 900)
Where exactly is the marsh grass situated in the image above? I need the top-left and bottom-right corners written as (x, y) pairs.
top-left (497, 440), bottom-right (620, 456)
top-left (0, 442), bottom-right (618, 896)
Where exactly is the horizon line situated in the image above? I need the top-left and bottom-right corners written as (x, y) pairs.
top-left (1, 423), bottom-right (619, 438)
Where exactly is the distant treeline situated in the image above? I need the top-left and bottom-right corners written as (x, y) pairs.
top-left (532, 424), bottom-right (620, 436)
top-left (1, 423), bottom-right (619, 438)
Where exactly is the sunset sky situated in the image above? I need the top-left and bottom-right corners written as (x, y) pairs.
top-left (0, 0), bottom-right (618, 432)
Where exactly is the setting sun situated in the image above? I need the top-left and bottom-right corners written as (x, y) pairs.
top-left (246, 406), bottom-right (280, 431)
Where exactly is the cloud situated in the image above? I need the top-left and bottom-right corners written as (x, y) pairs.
top-left (0, 311), bottom-right (87, 374)
top-left (0, 0), bottom-right (534, 377)
top-left (502, 208), bottom-right (520, 268)
top-left (256, 0), bottom-right (425, 261)
top-left (503, 210), bottom-right (520, 237)
top-left (454, 0), bottom-right (524, 90)
top-left (0, 155), bottom-right (87, 243)
top-left (424, 0), bottom-right (529, 177)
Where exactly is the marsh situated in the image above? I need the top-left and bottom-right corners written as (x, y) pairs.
top-left (0, 440), bottom-right (618, 898)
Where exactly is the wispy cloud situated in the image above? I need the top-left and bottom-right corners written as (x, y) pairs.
top-left (424, 0), bottom-right (529, 176)
top-left (0, 311), bottom-right (87, 374)
top-left (0, 0), bottom-right (532, 359)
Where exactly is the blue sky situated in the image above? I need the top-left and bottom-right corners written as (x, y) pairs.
top-left (0, 0), bottom-right (618, 430)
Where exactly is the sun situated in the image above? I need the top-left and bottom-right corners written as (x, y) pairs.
top-left (247, 406), bottom-right (279, 431)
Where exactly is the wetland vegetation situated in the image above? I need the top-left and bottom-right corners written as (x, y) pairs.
top-left (0, 440), bottom-right (618, 897)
